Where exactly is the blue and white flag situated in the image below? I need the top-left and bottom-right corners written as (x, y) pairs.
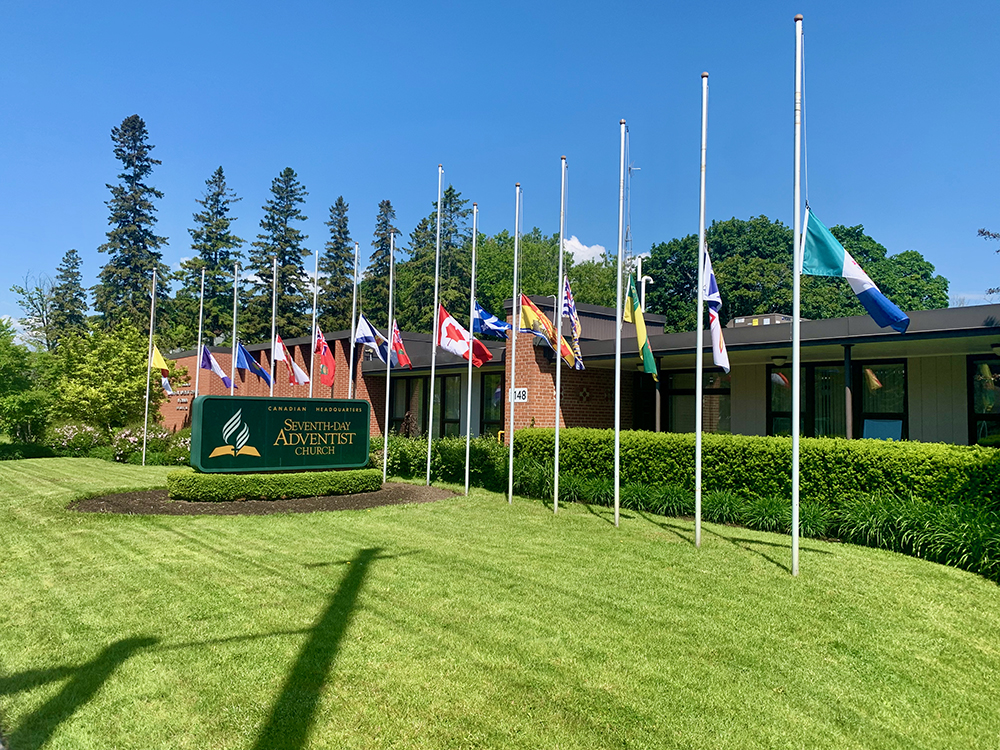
top-left (235, 342), bottom-right (271, 386)
top-left (472, 301), bottom-right (512, 339)
top-left (200, 345), bottom-right (233, 389)
top-left (354, 313), bottom-right (389, 364)
top-left (701, 246), bottom-right (730, 373)
top-left (802, 209), bottom-right (910, 333)
top-left (561, 276), bottom-right (585, 370)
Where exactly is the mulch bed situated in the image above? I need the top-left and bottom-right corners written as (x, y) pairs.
top-left (68, 482), bottom-right (456, 516)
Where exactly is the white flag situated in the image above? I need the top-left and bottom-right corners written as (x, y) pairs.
top-left (702, 247), bottom-right (730, 373)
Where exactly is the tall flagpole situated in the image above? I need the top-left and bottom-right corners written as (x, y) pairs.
top-left (382, 232), bottom-right (395, 484)
top-left (554, 156), bottom-right (567, 514)
top-left (230, 263), bottom-right (239, 396)
top-left (613, 120), bottom-right (626, 528)
top-left (194, 268), bottom-right (205, 398)
top-left (141, 269), bottom-right (157, 466)
top-left (465, 203), bottom-right (478, 496)
top-left (426, 165), bottom-right (444, 485)
top-left (269, 256), bottom-right (277, 397)
top-left (696, 72), bottom-right (709, 548)
top-left (349, 241), bottom-right (359, 399)
top-left (507, 183), bottom-right (521, 505)
top-left (309, 246), bottom-right (320, 398)
top-left (792, 14), bottom-right (804, 576)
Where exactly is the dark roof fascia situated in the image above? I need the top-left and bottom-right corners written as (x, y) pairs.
top-left (501, 295), bottom-right (667, 326)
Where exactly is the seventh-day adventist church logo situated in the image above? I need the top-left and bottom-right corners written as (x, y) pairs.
top-left (208, 409), bottom-right (261, 458)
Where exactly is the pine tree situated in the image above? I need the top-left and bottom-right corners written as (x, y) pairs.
top-left (318, 196), bottom-right (354, 332)
top-left (243, 168), bottom-right (311, 341)
top-left (174, 167), bottom-right (244, 347)
top-left (94, 114), bottom-right (169, 326)
top-left (361, 200), bottom-right (399, 330)
top-left (50, 249), bottom-right (88, 345)
top-left (396, 185), bottom-right (471, 333)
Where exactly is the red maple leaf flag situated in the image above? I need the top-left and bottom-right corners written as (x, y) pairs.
top-left (436, 304), bottom-right (493, 367)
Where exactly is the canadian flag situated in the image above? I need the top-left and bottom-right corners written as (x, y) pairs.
top-left (274, 334), bottom-right (310, 386)
top-left (436, 305), bottom-right (493, 367)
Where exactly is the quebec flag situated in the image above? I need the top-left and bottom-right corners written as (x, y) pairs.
top-left (801, 210), bottom-right (910, 333)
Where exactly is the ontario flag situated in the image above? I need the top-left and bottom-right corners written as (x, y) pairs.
top-left (274, 334), bottom-right (310, 386)
top-left (314, 329), bottom-right (336, 387)
top-left (437, 304), bottom-right (493, 367)
top-left (391, 320), bottom-right (412, 369)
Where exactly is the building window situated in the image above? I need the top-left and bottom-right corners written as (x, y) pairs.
top-left (434, 375), bottom-right (462, 437)
top-left (768, 360), bottom-right (906, 439)
top-left (390, 377), bottom-right (426, 436)
top-left (969, 356), bottom-right (1000, 446)
top-left (662, 371), bottom-right (731, 434)
top-left (480, 372), bottom-right (505, 436)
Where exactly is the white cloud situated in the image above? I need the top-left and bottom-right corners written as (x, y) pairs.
top-left (562, 235), bottom-right (607, 264)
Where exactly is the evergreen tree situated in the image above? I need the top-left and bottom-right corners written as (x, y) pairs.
top-left (396, 185), bottom-right (472, 333)
top-left (243, 167), bottom-right (311, 341)
top-left (318, 196), bottom-right (354, 332)
top-left (361, 200), bottom-right (399, 330)
top-left (94, 114), bottom-right (169, 326)
top-left (51, 249), bottom-right (88, 344)
top-left (173, 167), bottom-right (244, 348)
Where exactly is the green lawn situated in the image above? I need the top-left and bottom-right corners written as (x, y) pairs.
top-left (2, 458), bottom-right (999, 750)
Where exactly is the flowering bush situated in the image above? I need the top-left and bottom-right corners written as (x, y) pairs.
top-left (111, 424), bottom-right (170, 463)
top-left (45, 423), bottom-right (105, 456)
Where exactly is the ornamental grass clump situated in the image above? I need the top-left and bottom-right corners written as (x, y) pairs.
top-left (702, 489), bottom-right (747, 525)
top-left (649, 484), bottom-right (694, 517)
top-left (744, 495), bottom-right (791, 534)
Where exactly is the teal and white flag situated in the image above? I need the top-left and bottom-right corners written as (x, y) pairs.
top-left (801, 209), bottom-right (909, 333)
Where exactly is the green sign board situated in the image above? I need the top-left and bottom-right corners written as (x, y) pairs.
top-left (190, 396), bottom-right (371, 473)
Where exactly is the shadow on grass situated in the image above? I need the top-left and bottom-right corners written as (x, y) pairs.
top-left (250, 547), bottom-right (382, 750)
top-left (634, 512), bottom-right (696, 547)
top-left (702, 527), bottom-right (832, 573)
top-left (2, 636), bottom-right (158, 750)
top-left (581, 503), bottom-right (633, 526)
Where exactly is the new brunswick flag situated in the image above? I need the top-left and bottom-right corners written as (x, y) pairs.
top-left (623, 274), bottom-right (657, 382)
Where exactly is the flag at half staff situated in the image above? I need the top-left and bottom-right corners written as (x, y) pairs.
top-left (623, 274), bottom-right (657, 382)
top-left (562, 276), bottom-right (585, 370)
top-left (391, 320), bottom-right (412, 369)
top-left (437, 304), bottom-right (493, 367)
top-left (314, 329), bottom-right (336, 387)
top-left (274, 334), bottom-right (310, 385)
top-left (702, 246), bottom-right (730, 373)
top-left (200, 345), bottom-right (233, 389)
top-left (151, 345), bottom-right (173, 394)
top-left (235, 342), bottom-right (272, 386)
top-left (472, 301), bottom-right (512, 339)
top-left (802, 209), bottom-right (910, 333)
top-left (519, 294), bottom-right (577, 369)
top-left (354, 313), bottom-right (389, 364)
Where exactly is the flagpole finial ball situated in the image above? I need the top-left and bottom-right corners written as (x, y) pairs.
top-left (515, 182), bottom-right (520, 187)
top-left (561, 155), bottom-right (566, 160)
top-left (702, 71), bottom-right (709, 78)
top-left (473, 202), bottom-right (477, 207)
top-left (794, 14), bottom-right (803, 21)
top-left (620, 119), bottom-right (626, 124)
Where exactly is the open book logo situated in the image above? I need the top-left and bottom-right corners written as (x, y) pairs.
top-left (208, 409), bottom-right (261, 458)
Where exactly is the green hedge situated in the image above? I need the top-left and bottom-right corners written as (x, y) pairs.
top-left (167, 468), bottom-right (383, 502)
top-left (370, 434), bottom-right (508, 491)
top-left (513, 428), bottom-right (1000, 512)
top-left (0, 443), bottom-right (57, 460)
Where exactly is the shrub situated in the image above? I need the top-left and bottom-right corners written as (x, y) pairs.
top-left (0, 442), bottom-right (56, 460)
top-left (744, 495), bottom-right (791, 534)
top-left (45, 423), bottom-right (105, 456)
top-left (702, 489), bottom-right (746, 525)
top-left (87, 446), bottom-right (116, 462)
top-left (128, 451), bottom-right (172, 466)
top-left (167, 468), bottom-right (383, 502)
top-left (650, 485), bottom-right (694, 517)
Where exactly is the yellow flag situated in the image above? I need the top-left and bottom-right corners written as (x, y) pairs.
top-left (151, 345), bottom-right (170, 373)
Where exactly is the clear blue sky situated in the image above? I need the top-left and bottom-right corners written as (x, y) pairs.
top-left (1, 1), bottom-right (998, 324)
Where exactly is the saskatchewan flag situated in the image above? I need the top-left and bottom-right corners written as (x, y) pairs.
top-left (623, 274), bottom-right (657, 382)
top-left (802, 209), bottom-right (909, 333)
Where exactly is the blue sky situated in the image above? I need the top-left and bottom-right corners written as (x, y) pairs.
top-left (1, 1), bottom-right (998, 324)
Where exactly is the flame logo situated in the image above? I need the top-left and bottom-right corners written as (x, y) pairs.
top-left (209, 409), bottom-right (260, 458)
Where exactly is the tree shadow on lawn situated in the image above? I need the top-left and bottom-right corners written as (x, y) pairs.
top-left (1, 636), bottom-right (158, 750)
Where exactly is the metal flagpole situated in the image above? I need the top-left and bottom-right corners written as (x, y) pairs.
top-left (382, 232), bottom-right (395, 484)
top-left (230, 263), bottom-right (239, 396)
top-left (465, 204), bottom-right (478, 496)
top-left (349, 241), bottom-right (359, 399)
top-left (141, 269), bottom-right (157, 466)
top-left (269, 257), bottom-right (277, 397)
top-left (426, 165), bottom-right (444, 485)
top-left (614, 121), bottom-right (626, 528)
top-left (194, 268), bottom-right (205, 398)
top-left (696, 72), bottom-right (709, 548)
top-left (309, 247), bottom-right (320, 397)
top-left (507, 183), bottom-right (521, 505)
top-left (792, 13), bottom-right (804, 576)
top-left (555, 156), bottom-right (567, 514)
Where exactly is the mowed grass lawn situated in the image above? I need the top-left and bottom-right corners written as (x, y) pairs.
top-left (2, 460), bottom-right (1000, 749)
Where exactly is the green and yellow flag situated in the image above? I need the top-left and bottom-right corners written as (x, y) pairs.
top-left (623, 274), bottom-right (657, 382)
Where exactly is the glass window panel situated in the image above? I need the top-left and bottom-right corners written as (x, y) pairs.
top-left (974, 419), bottom-right (1000, 446)
top-left (444, 376), bottom-right (461, 421)
top-left (770, 367), bottom-right (793, 412)
top-left (972, 360), bottom-right (1000, 416)
top-left (862, 363), bottom-right (905, 414)
top-left (482, 373), bottom-right (504, 425)
top-left (814, 366), bottom-right (846, 438)
top-left (443, 422), bottom-right (461, 437)
top-left (703, 394), bottom-right (731, 433)
top-left (704, 371), bottom-right (731, 390)
top-left (392, 380), bottom-right (408, 420)
top-left (410, 378), bottom-right (425, 434)
top-left (669, 394), bottom-right (696, 433)
top-left (668, 372), bottom-right (696, 390)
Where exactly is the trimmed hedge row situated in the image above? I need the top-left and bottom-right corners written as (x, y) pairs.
top-left (167, 468), bottom-right (383, 502)
top-left (513, 428), bottom-right (1000, 512)
top-left (369, 434), bottom-right (508, 491)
